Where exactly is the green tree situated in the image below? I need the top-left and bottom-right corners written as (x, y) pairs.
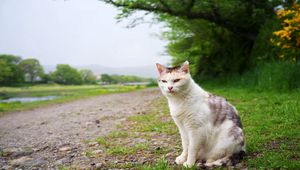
top-left (0, 61), bottom-right (13, 84)
top-left (19, 58), bottom-right (44, 83)
top-left (0, 54), bottom-right (24, 85)
top-left (79, 69), bottom-right (97, 84)
top-left (100, 74), bottom-right (116, 84)
top-left (51, 64), bottom-right (82, 85)
top-left (102, 0), bottom-right (291, 77)
top-left (100, 74), bottom-right (152, 84)
top-left (40, 73), bottom-right (51, 84)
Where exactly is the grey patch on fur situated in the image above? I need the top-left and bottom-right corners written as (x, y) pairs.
top-left (240, 139), bottom-right (245, 146)
top-left (208, 93), bottom-right (245, 148)
top-left (228, 126), bottom-right (242, 140)
top-left (208, 94), bottom-right (243, 129)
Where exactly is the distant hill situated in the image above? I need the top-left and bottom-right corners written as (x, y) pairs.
top-left (43, 64), bottom-right (158, 78)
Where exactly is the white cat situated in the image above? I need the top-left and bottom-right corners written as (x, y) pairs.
top-left (156, 61), bottom-right (245, 167)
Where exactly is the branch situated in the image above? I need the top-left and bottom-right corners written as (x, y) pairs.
top-left (158, 0), bottom-right (172, 13)
top-left (102, 0), bottom-right (258, 41)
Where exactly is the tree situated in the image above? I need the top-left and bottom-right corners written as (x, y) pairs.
top-left (102, 0), bottom-right (293, 77)
top-left (39, 73), bottom-right (51, 84)
top-left (79, 69), bottom-right (97, 84)
top-left (19, 58), bottom-right (44, 83)
top-left (100, 74), bottom-right (116, 84)
top-left (100, 74), bottom-right (153, 84)
top-left (0, 61), bottom-right (13, 84)
top-left (102, 0), bottom-right (283, 41)
top-left (0, 54), bottom-right (24, 85)
top-left (51, 64), bottom-right (82, 85)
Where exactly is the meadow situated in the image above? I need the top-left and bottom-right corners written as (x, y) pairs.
top-left (0, 84), bottom-right (143, 115)
top-left (1, 83), bottom-right (299, 169)
top-left (82, 84), bottom-right (300, 169)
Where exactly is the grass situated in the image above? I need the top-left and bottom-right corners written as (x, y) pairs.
top-left (83, 84), bottom-right (299, 169)
top-left (201, 61), bottom-right (300, 92)
top-left (0, 84), bottom-right (145, 115)
top-left (84, 150), bottom-right (94, 158)
top-left (203, 84), bottom-right (300, 169)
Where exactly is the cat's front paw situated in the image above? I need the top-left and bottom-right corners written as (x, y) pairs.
top-left (175, 154), bottom-right (187, 165)
top-left (183, 161), bottom-right (195, 168)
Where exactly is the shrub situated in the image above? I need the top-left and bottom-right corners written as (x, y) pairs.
top-left (241, 62), bottom-right (300, 91)
top-left (199, 62), bottom-right (300, 92)
top-left (271, 3), bottom-right (300, 62)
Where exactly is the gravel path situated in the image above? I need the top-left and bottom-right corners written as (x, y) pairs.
top-left (0, 88), bottom-right (161, 169)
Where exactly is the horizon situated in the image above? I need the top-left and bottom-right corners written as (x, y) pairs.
top-left (42, 63), bottom-right (160, 78)
top-left (0, 0), bottom-right (171, 68)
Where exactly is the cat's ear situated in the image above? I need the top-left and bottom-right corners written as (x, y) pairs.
top-left (156, 63), bottom-right (166, 75)
top-left (180, 61), bottom-right (189, 73)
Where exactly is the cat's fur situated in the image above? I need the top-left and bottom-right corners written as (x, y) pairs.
top-left (156, 61), bottom-right (245, 167)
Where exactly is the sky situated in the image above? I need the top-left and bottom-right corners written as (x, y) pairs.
top-left (0, 0), bottom-right (170, 68)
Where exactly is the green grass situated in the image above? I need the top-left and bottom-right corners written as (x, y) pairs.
top-left (202, 85), bottom-right (300, 169)
top-left (107, 143), bottom-right (149, 155)
top-left (57, 165), bottom-right (68, 170)
top-left (96, 137), bottom-right (108, 146)
top-left (201, 61), bottom-right (300, 92)
top-left (84, 150), bottom-right (94, 158)
top-left (86, 85), bottom-right (300, 169)
top-left (0, 84), bottom-right (145, 115)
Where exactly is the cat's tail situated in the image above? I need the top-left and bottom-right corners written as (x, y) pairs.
top-left (229, 150), bottom-right (246, 166)
top-left (204, 150), bottom-right (246, 167)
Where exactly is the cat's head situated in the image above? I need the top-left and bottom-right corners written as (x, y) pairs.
top-left (156, 61), bottom-right (191, 96)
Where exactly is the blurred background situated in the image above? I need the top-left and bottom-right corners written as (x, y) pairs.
top-left (1, 0), bottom-right (300, 90)
top-left (0, 0), bottom-right (170, 80)
top-left (0, 0), bottom-right (299, 90)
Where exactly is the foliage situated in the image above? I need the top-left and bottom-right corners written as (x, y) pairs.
top-left (0, 61), bottom-right (13, 84)
top-left (19, 58), bottom-right (44, 83)
top-left (249, 18), bottom-right (281, 64)
top-left (79, 69), bottom-right (97, 84)
top-left (199, 61), bottom-right (300, 92)
top-left (100, 74), bottom-right (115, 84)
top-left (39, 73), bottom-right (52, 84)
top-left (102, 0), bottom-right (290, 77)
top-left (242, 61), bottom-right (300, 91)
top-left (0, 54), bottom-right (101, 85)
top-left (51, 64), bottom-right (82, 85)
top-left (100, 74), bottom-right (153, 84)
top-left (0, 54), bottom-right (24, 85)
top-left (271, 2), bottom-right (300, 62)
top-left (147, 79), bottom-right (158, 87)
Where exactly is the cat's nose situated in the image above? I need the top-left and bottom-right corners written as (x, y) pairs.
top-left (168, 86), bottom-right (173, 91)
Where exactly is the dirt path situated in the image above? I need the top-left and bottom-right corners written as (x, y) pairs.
top-left (0, 88), bottom-right (161, 169)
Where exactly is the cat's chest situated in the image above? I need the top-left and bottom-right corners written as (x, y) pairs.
top-left (168, 99), bottom-right (210, 120)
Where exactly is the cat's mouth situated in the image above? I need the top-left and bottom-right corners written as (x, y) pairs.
top-left (168, 90), bottom-right (174, 93)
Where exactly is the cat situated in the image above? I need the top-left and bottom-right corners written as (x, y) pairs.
top-left (156, 61), bottom-right (245, 167)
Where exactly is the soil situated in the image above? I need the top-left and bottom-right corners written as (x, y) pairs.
top-left (0, 88), bottom-right (161, 169)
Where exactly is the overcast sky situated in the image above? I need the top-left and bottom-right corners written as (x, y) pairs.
top-left (0, 0), bottom-right (170, 68)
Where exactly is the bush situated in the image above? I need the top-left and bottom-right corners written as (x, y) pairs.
top-left (199, 62), bottom-right (300, 92)
top-left (240, 62), bottom-right (300, 91)
top-left (271, 3), bottom-right (300, 62)
top-left (146, 79), bottom-right (158, 87)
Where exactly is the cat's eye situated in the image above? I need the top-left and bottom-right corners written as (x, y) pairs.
top-left (161, 80), bottom-right (167, 83)
top-left (173, 79), bottom-right (181, 83)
